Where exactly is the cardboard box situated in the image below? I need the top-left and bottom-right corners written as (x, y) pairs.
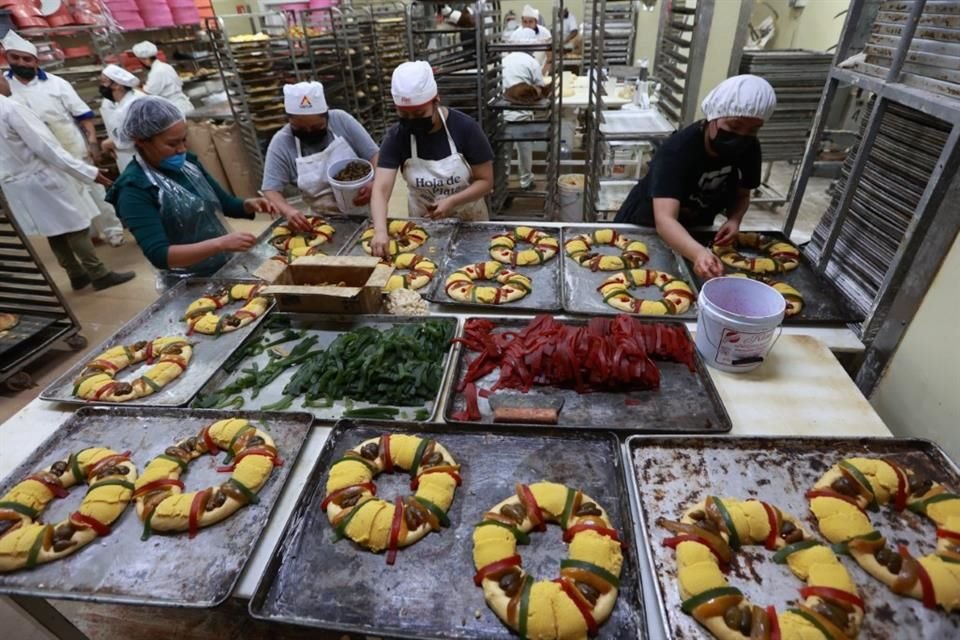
top-left (256, 256), bottom-right (393, 314)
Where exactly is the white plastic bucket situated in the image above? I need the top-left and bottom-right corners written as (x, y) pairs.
top-left (557, 174), bottom-right (584, 222)
top-left (327, 158), bottom-right (374, 215)
top-left (695, 276), bottom-right (786, 373)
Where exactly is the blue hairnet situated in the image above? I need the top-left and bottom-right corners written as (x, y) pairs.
top-left (121, 96), bottom-right (185, 141)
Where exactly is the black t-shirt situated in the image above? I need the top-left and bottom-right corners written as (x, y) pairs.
top-left (614, 121), bottom-right (762, 227)
top-left (377, 108), bottom-right (494, 170)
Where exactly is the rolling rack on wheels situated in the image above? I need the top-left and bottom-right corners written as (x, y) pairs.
top-left (0, 191), bottom-right (85, 392)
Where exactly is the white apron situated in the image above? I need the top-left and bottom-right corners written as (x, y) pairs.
top-left (400, 109), bottom-right (488, 221)
top-left (295, 132), bottom-right (357, 213)
top-left (1, 168), bottom-right (96, 237)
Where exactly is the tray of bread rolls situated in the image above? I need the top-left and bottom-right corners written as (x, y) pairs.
top-left (40, 278), bottom-right (274, 407)
top-left (249, 420), bottom-right (647, 639)
top-left (561, 224), bottom-right (699, 320)
top-left (624, 436), bottom-right (960, 640)
top-left (215, 214), bottom-right (367, 280)
top-left (0, 407), bottom-right (312, 607)
top-left (428, 222), bottom-right (563, 312)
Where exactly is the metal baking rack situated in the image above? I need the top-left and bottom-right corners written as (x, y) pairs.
top-left (0, 191), bottom-right (86, 392)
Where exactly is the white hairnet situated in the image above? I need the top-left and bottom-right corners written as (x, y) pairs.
top-left (121, 96), bottom-right (184, 140)
top-left (701, 74), bottom-right (777, 122)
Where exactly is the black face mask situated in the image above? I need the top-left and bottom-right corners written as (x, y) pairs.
top-left (292, 128), bottom-right (327, 145)
top-left (10, 65), bottom-right (37, 81)
top-left (711, 127), bottom-right (754, 159)
top-left (98, 85), bottom-right (115, 101)
top-left (398, 115), bottom-right (435, 136)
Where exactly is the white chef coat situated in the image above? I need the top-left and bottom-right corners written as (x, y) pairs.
top-left (144, 60), bottom-right (194, 115)
top-left (563, 13), bottom-right (578, 40)
top-left (101, 89), bottom-right (146, 172)
top-left (501, 51), bottom-right (544, 123)
top-left (7, 69), bottom-right (93, 158)
top-left (532, 25), bottom-right (552, 66)
top-left (0, 95), bottom-right (99, 236)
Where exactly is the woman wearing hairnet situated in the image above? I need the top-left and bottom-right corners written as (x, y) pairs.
top-left (614, 75), bottom-right (777, 279)
top-left (106, 97), bottom-right (278, 287)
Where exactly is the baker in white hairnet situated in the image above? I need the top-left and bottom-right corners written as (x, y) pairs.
top-left (132, 41), bottom-right (194, 115)
top-left (99, 64), bottom-right (145, 173)
top-left (615, 75), bottom-right (777, 279)
top-left (261, 81), bottom-right (378, 223)
top-left (520, 5), bottom-right (552, 71)
top-left (369, 61), bottom-right (494, 257)
top-left (2, 30), bottom-right (126, 247)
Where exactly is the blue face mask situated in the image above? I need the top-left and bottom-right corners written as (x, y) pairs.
top-left (159, 152), bottom-right (187, 171)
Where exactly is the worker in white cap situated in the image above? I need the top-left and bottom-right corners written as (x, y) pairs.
top-left (0, 74), bottom-right (135, 291)
top-left (502, 28), bottom-right (548, 193)
top-left (521, 4), bottom-right (552, 71)
top-left (2, 30), bottom-right (126, 247)
top-left (370, 61), bottom-right (494, 255)
top-left (615, 74), bottom-right (777, 279)
top-left (99, 64), bottom-right (145, 173)
top-left (262, 81), bottom-right (378, 223)
top-left (132, 41), bottom-right (194, 115)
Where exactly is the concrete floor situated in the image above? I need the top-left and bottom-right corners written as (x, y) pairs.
top-left (0, 164), bottom-right (832, 638)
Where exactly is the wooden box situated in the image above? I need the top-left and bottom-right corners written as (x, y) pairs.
top-left (256, 256), bottom-right (392, 314)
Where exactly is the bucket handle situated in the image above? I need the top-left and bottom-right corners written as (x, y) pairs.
top-left (701, 317), bottom-right (783, 366)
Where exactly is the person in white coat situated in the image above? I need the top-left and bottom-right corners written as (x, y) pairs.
top-left (521, 5), bottom-right (552, 72)
top-left (2, 30), bottom-right (125, 247)
top-left (503, 28), bottom-right (548, 192)
top-left (0, 75), bottom-right (135, 291)
top-left (261, 81), bottom-right (378, 222)
top-left (99, 65), bottom-right (145, 173)
top-left (132, 41), bottom-right (194, 115)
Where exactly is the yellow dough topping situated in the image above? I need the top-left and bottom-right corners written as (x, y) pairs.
top-left (321, 434), bottom-right (459, 563)
top-left (489, 226), bottom-right (560, 266)
top-left (184, 284), bottom-right (269, 336)
top-left (660, 496), bottom-right (863, 640)
top-left (444, 261), bottom-right (532, 305)
top-left (361, 220), bottom-right (429, 256)
top-left (712, 232), bottom-right (800, 274)
top-left (0, 448), bottom-right (138, 573)
top-left (809, 457), bottom-right (960, 612)
top-left (473, 482), bottom-right (623, 639)
top-left (383, 252), bottom-right (437, 293)
top-left (135, 419), bottom-right (281, 539)
top-left (72, 336), bottom-right (192, 402)
top-left (564, 228), bottom-right (649, 271)
top-left (598, 269), bottom-right (696, 315)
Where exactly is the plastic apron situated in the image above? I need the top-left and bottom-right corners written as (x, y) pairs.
top-left (135, 155), bottom-right (231, 289)
top-left (295, 132), bottom-right (357, 213)
top-left (400, 109), bottom-right (488, 221)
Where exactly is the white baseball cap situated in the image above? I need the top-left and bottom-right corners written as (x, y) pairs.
top-left (283, 81), bottom-right (328, 115)
top-left (1, 31), bottom-right (37, 57)
top-left (391, 61), bottom-right (438, 107)
top-left (702, 74), bottom-right (777, 122)
top-left (102, 64), bottom-right (139, 88)
top-left (132, 41), bottom-right (158, 59)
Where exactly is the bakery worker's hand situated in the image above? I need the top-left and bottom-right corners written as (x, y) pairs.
top-left (244, 197), bottom-right (278, 216)
top-left (218, 231), bottom-right (258, 253)
top-left (693, 248), bottom-right (725, 280)
top-left (94, 171), bottom-right (113, 188)
top-left (424, 198), bottom-right (454, 220)
top-left (281, 205), bottom-right (313, 232)
top-left (353, 184), bottom-right (373, 206)
top-left (370, 228), bottom-right (390, 258)
top-left (713, 218), bottom-right (740, 247)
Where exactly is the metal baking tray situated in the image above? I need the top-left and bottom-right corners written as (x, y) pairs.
top-left (215, 215), bottom-right (366, 280)
top-left (342, 217), bottom-right (459, 301)
top-left (429, 222), bottom-right (563, 312)
top-left (40, 279), bottom-right (274, 407)
top-left (193, 314), bottom-right (459, 422)
top-left (444, 316), bottom-right (730, 433)
top-left (561, 225), bottom-right (699, 320)
top-left (0, 313), bottom-right (57, 357)
top-left (686, 231), bottom-right (865, 325)
top-left (625, 436), bottom-right (960, 640)
top-left (0, 407), bottom-right (312, 607)
top-left (249, 421), bottom-right (646, 639)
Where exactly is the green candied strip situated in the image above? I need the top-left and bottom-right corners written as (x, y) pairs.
top-left (838, 461), bottom-right (879, 511)
top-left (0, 501), bottom-right (38, 519)
top-left (831, 531), bottom-right (882, 556)
top-left (87, 480), bottom-right (135, 492)
top-left (773, 539), bottom-right (820, 564)
top-left (155, 454), bottom-right (188, 473)
top-left (559, 559), bottom-right (620, 589)
top-left (680, 586), bottom-right (743, 615)
top-left (26, 526), bottom-right (50, 568)
top-left (516, 575), bottom-right (535, 640)
top-left (709, 497), bottom-right (741, 550)
top-left (413, 496), bottom-right (450, 527)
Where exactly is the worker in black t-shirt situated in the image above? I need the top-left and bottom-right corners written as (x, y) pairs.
top-left (615, 75), bottom-right (777, 279)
